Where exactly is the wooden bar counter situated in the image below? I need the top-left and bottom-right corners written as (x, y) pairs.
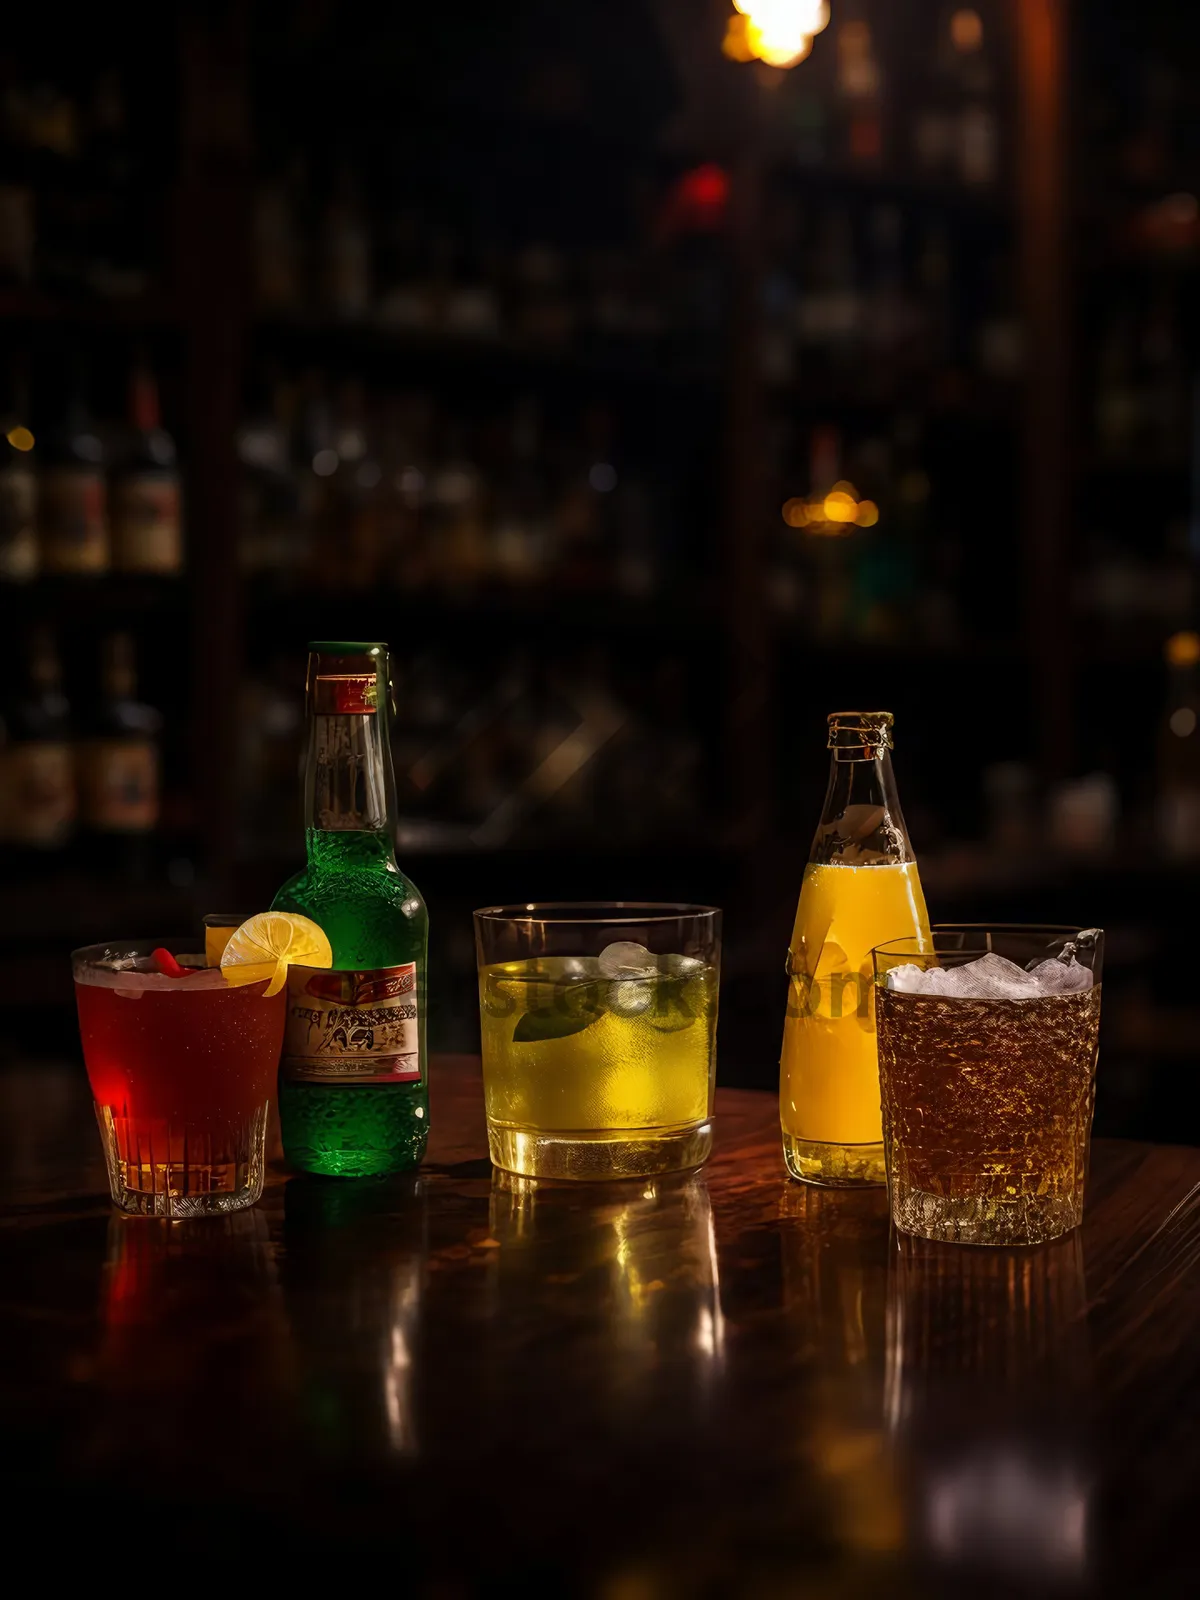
top-left (2, 1054), bottom-right (1199, 1593)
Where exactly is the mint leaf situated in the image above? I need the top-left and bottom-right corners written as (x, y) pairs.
top-left (512, 983), bottom-right (604, 1043)
top-left (512, 1009), bottom-right (598, 1043)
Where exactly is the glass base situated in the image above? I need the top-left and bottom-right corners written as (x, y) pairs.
top-left (891, 1185), bottom-right (1083, 1247)
top-left (782, 1130), bottom-right (886, 1188)
top-left (96, 1103), bottom-right (268, 1218)
top-left (488, 1119), bottom-right (712, 1181)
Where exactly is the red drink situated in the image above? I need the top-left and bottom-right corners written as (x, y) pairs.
top-left (74, 942), bottom-right (286, 1216)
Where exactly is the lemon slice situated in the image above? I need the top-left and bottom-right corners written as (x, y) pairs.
top-left (220, 912), bottom-right (333, 997)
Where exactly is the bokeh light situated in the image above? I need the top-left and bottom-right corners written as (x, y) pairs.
top-left (1166, 631), bottom-right (1200, 668)
top-left (727, 1), bottom-right (829, 70)
top-left (781, 481), bottom-right (880, 537)
top-left (823, 489), bottom-right (858, 522)
top-left (950, 9), bottom-right (984, 52)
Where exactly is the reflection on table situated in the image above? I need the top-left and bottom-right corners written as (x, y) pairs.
top-left (886, 1231), bottom-right (1091, 1589)
top-left (282, 1174), bottom-right (427, 1459)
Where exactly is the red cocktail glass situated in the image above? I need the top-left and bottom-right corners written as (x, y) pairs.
top-left (73, 939), bottom-right (286, 1216)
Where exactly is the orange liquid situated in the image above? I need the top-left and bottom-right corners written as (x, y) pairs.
top-left (780, 862), bottom-right (930, 1149)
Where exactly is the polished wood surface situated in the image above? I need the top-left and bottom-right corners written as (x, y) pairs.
top-left (3, 1054), bottom-right (1200, 1593)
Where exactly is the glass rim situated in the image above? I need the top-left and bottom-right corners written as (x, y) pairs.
top-left (873, 924), bottom-right (1102, 958)
top-left (473, 901), bottom-right (721, 926)
top-left (72, 937), bottom-right (201, 967)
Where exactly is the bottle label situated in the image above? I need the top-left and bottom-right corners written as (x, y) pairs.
top-left (112, 476), bottom-right (182, 573)
top-left (39, 468), bottom-right (108, 573)
top-left (0, 741), bottom-right (76, 845)
top-left (281, 962), bottom-right (421, 1084)
top-left (81, 739), bottom-right (160, 832)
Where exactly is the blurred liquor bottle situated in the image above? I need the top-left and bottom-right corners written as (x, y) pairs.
top-left (381, 392), bottom-right (431, 588)
top-left (917, 4), bottom-right (1000, 188)
top-left (1120, 58), bottom-right (1176, 188)
top-left (254, 161), bottom-right (307, 315)
top-left (862, 204), bottom-right (914, 368)
top-left (80, 68), bottom-right (150, 301)
top-left (1158, 630), bottom-right (1200, 860)
top-left (238, 368), bottom-right (298, 575)
top-left (0, 55), bottom-right (37, 290)
top-left (0, 183), bottom-right (34, 290)
top-left (321, 166), bottom-right (372, 321)
top-left (237, 654), bottom-right (303, 857)
top-left (295, 379), bottom-right (335, 581)
top-left (800, 209), bottom-right (863, 372)
top-left (79, 633), bottom-right (162, 867)
top-left (915, 222), bottom-right (955, 368)
top-left (428, 420), bottom-right (487, 593)
top-left (37, 368), bottom-right (108, 574)
top-left (334, 379), bottom-right (384, 588)
top-left (953, 5), bottom-right (1000, 188)
top-left (835, 13), bottom-right (885, 168)
top-left (0, 356), bottom-right (37, 582)
top-left (488, 397), bottom-right (550, 589)
top-left (111, 357), bottom-right (182, 574)
top-left (444, 236), bottom-right (502, 340)
top-left (0, 627), bottom-right (76, 853)
top-left (514, 241), bottom-right (574, 351)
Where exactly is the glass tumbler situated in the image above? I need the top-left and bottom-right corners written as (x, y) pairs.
top-left (74, 940), bottom-right (286, 1216)
top-left (475, 903), bottom-right (721, 1180)
top-left (872, 926), bottom-right (1103, 1246)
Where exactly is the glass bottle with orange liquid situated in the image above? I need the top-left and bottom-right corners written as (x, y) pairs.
top-left (780, 711), bottom-right (930, 1186)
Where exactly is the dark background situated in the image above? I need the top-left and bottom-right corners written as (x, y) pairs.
top-left (1, 0), bottom-right (1195, 1140)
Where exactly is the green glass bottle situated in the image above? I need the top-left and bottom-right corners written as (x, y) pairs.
top-left (273, 642), bottom-right (429, 1175)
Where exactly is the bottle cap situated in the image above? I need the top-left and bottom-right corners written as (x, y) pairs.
top-left (827, 710), bottom-right (893, 751)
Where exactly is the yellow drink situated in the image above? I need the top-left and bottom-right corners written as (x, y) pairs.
top-left (780, 861), bottom-right (929, 1186)
top-left (479, 956), bottom-right (717, 1179)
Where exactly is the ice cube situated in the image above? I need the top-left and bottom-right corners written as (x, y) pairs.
top-left (939, 952), bottom-right (1043, 999)
top-left (599, 941), bottom-right (657, 978)
top-left (887, 953), bottom-right (1043, 999)
top-left (608, 978), bottom-right (653, 1017)
top-left (886, 963), bottom-right (938, 995)
top-left (663, 953), bottom-right (705, 977)
top-left (1027, 955), bottom-right (1094, 994)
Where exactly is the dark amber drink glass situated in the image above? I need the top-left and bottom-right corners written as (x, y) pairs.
top-left (73, 940), bottom-right (286, 1217)
top-left (873, 927), bottom-right (1103, 1246)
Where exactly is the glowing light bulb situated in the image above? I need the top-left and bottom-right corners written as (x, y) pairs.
top-left (5, 425), bottom-right (34, 452)
top-left (855, 500), bottom-right (880, 527)
top-left (1170, 707), bottom-right (1197, 738)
